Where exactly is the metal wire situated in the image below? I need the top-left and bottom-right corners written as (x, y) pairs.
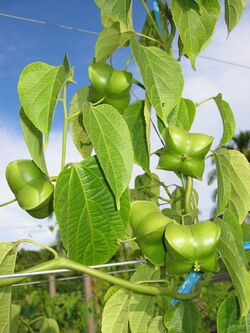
top-left (0, 12), bottom-right (250, 70)
top-left (0, 12), bottom-right (99, 35)
top-left (0, 260), bottom-right (146, 280)
top-left (12, 268), bottom-right (137, 288)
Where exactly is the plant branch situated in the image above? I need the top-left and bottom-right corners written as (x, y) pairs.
top-left (0, 257), bottom-right (199, 300)
top-left (140, 0), bottom-right (167, 50)
top-left (14, 239), bottom-right (58, 259)
top-left (0, 198), bottom-right (17, 207)
top-left (60, 86), bottom-right (69, 171)
top-left (184, 176), bottom-right (193, 214)
top-left (134, 31), bottom-right (162, 46)
top-left (196, 97), bottom-right (214, 108)
top-left (132, 78), bottom-right (145, 90)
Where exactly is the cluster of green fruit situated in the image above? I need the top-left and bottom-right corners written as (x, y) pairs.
top-left (130, 201), bottom-right (221, 275)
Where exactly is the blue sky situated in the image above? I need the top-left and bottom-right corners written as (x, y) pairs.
top-left (0, 1), bottom-right (250, 246)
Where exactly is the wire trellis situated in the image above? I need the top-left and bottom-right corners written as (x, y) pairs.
top-left (0, 259), bottom-right (146, 280)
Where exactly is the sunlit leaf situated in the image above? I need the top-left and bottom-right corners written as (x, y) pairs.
top-left (130, 37), bottom-right (183, 125)
top-left (69, 86), bottom-right (93, 159)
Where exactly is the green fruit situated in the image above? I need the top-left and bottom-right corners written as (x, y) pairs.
top-left (157, 126), bottom-right (213, 180)
top-left (164, 221), bottom-right (221, 275)
top-left (5, 160), bottom-right (54, 219)
top-left (88, 61), bottom-right (132, 112)
top-left (88, 62), bottom-right (113, 95)
top-left (130, 201), bottom-right (173, 265)
top-left (104, 94), bottom-right (130, 113)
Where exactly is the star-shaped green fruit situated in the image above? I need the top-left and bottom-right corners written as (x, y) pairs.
top-left (157, 127), bottom-right (213, 180)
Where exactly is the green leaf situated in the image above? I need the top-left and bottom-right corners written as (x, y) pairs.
top-left (214, 149), bottom-right (250, 222)
top-left (69, 86), bottom-right (93, 159)
top-left (123, 100), bottom-right (150, 172)
top-left (0, 243), bottom-right (17, 333)
top-left (213, 94), bottom-right (236, 147)
top-left (164, 302), bottom-right (200, 333)
top-left (130, 173), bottom-right (160, 204)
top-left (40, 318), bottom-right (60, 333)
top-left (10, 305), bottom-right (20, 333)
top-left (223, 209), bottom-right (246, 261)
top-left (129, 265), bottom-right (160, 333)
top-left (168, 98), bottom-right (196, 131)
top-left (54, 156), bottom-right (127, 265)
top-left (102, 288), bottom-right (131, 333)
top-left (171, 0), bottom-right (220, 68)
top-left (182, 302), bottom-right (201, 333)
top-left (213, 149), bottom-right (231, 216)
top-left (225, 0), bottom-right (246, 33)
top-left (148, 316), bottom-right (166, 333)
top-left (83, 104), bottom-right (134, 208)
top-left (164, 304), bottom-right (184, 333)
top-left (218, 216), bottom-right (250, 317)
top-left (227, 150), bottom-right (250, 223)
top-left (18, 55), bottom-right (73, 144)
top-left (130, 38), bottom-right (184, 125)
top-left (95, 22), bottom-right (133, 62)
top-left (144, 97), bottom-right (151, 158)
top-left (217, 294), bottom-right (250, 332)
top-left (96, 0), bottom-right (133, 28)
top-left (20, 107), bottom-right (47, 175)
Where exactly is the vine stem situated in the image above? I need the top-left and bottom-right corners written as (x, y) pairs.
top-left (0, 198), bottom-right (16, 207)
top-left (134, 31), bottom-right (162, 46)
top-left (184, 176), bottom-right (193, 214)
top-left (20, 317), bottom-right (35, 333)
top-left (140, 0), bottom-right (167, 50)
top-left (196, 97), bottom-right (214, 108)
top-left (132, 78), bottom-right (145, 90)
top-left (0, 257), bottom-right (199, 300)
top-left (60, 85), bottom-right (68, 171)
top-left (14, 239), bottom-right (58, 259)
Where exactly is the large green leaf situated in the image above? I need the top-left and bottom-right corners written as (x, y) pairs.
top-left (214, 148), bottom-right (231, 215)
top-left (83, 104), bottom-right (134, 208)
top-left (213, 94), bottom-right (236, 147)
top-left (95, 22), bottom-right (133, 62)
top-left (217, 294), bottom-right (250, 332)
top-left (102, 264), bottom-right (161, 333)
top-left (168, 98), bottom-right (196, 131)
top-left (123, 100), bottom-right (150, 172)
top-left (130, 173), bottom-right (160, 204)
top-left (0, 243), bottom-right (17, 333)
top-left (214, 149), bottom-right (250, 222)
top-left (148, 317), bottom-right (166, 333)
top-left (164, 305), bottom-right (184, 333)
top-left (128, 265), bottom-right (160, 333)
top-left (18, 55), bottom-right (73, 144)
top-left (171, 0), bottom-right (220, 67)
top-left (54, 156), bottom-right (127, 265)
top-left (213, 149), bottom-right (231, 216)
top-left (40, 318), bottom-right (60, 333)
top-left (225, 0), bottom-right (246, 33)
top-left (218, 216), bottom-right (250, 317)
top-left (20, 107), bottom-right (47, 175)
top-left (164, 302), bottom-right (200, 333)
top-left (130, 38), bottom-right (184, 126)
top-left (69, 86), bottom-right (93, 159)
top-left (102, 288), bottom-right (131, 333)
top-left (227, 150), bottom-right (250, 223)
top-left (182, 302), bottom-right (201, 333)
top-left (144, 97), bottom-right (151, 159)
